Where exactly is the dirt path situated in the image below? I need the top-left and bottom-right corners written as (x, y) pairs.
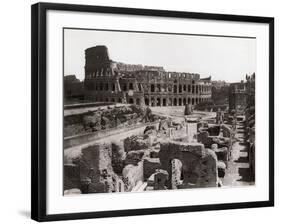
top-left (222, 121), bottom-right (255, 187)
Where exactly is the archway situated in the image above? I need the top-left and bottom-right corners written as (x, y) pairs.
top-left (183, 98), bottom-right (186, 105)
top-left (179, 98), bottom-right (182, 106)
top-left (173, 98), bottom-right (177, 106)
top-left (163, 98), bottom-right (167, 106)
top-left (151, 84), bottom-right (155, 92)
top-left (145, 98), bottom-right (149, 106)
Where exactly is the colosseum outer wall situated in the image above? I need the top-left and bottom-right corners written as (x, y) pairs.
top-left (84, 45), bottom-right (212, 106)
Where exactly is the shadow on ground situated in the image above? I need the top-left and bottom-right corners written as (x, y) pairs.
top-left (237, 167), bottom-right (255, 182)
top-left (234, 156), bottom-right (249, 163)
top-left (239, 142), bottom-right (248, 146)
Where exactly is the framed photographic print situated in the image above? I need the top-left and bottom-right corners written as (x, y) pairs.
top-left (31, 2), bottom-right (274, 222)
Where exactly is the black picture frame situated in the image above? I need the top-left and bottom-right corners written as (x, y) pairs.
top-left (31, 2), bottom-right (274, 222)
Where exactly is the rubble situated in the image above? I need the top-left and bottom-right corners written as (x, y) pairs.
top-left (64, 77), bottom-right (255, 194)
top-left (64, 104), bottom-right (147, 137)
top-left (124, 135), bottom-right (150, 152)
top-left (111, 141), bottom-right (126, 174)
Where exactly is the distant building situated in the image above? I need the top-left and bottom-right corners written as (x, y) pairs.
top-left (211, 81), bottom-right (230, 106)
top-left (83, 45), bottom-right (212, 106)
top-left (229, 81), bottom-right (247, 114)
top-left (64, 75), bottom-right (84, 99)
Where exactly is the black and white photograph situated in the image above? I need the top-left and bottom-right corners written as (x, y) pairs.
top-left (63, 28), bottom-right (256, 195)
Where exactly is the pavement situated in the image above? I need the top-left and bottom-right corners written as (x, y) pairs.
top-left (222, 122), bottom-right (255, 187)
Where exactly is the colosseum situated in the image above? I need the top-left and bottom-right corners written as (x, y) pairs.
top-left (84, 45), bottom-right (212, 106)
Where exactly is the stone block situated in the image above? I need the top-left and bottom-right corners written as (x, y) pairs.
top-left (122, 161), bottom-right (144, 191)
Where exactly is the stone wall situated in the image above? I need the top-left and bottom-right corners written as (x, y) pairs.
top-left (159, 141), bottom-right (218, 189)
top-left (83, 45), bottom-right (212, 106)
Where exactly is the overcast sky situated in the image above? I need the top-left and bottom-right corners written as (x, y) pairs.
top-left (64, 29), bottom-right (256, 83)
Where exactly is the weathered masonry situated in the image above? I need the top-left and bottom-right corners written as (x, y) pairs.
top-left (229, 81), bottom-right (247, 114)
top-left (84, 45), bottom-right (212, 106)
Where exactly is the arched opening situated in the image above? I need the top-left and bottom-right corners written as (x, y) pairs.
top-left (112, 83), bottom-right (115, 92)
top-left (179, 98), bottom-right (182, 106)
top-left (192, 85), bottom-right (195, 93)
top-left (173, 98), bottom-right (177, 106)
top-left (118, 98), bottom-right (122, 103)
top-left (162, 98), bottom-right (167, 106)
top-left (151, 84), bottom-right (155, 92)
top-left (179, 85), bottom-right (182, 93)
top-left (145, 98), bottom-right (149, 106)
top-left (169, 98), bottom-right (172, 106)
top-left (173, 85), bottom-right (177, 93)
top-left (192, 98), bottom-right (195, 105)
top-left (183, 85), bottom-right (186, 92)
top-left (129, 98), bottom-right (134, 104)
top-left (129, 83), bottom-right (134, 90)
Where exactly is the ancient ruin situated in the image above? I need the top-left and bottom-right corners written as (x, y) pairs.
top-left (63, 45), bottom-right (255, 195)
top-left (83, 46), bottom-right (212, 106)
